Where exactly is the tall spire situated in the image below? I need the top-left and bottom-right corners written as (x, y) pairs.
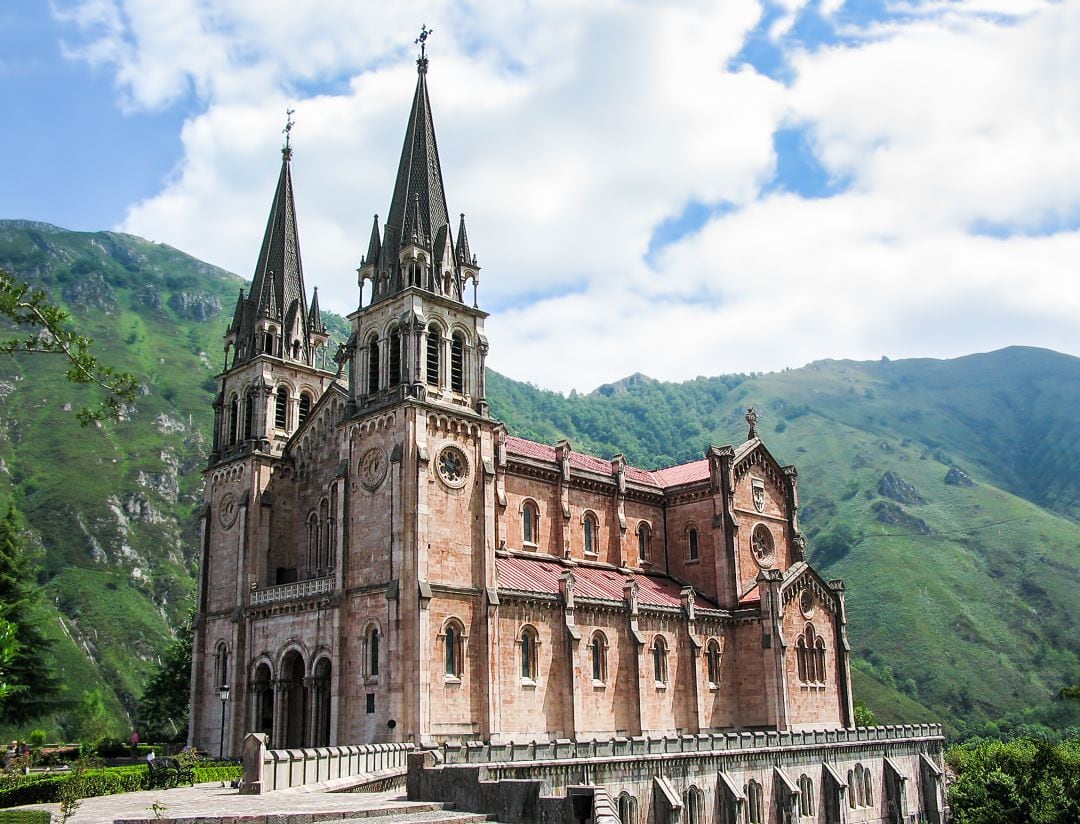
top-left (378, 30), bottom-right (450, 274)
top-left (227, 116), bottom-right (324, 368)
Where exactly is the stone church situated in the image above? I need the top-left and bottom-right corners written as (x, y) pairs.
top-left (190, 49), bottom-right (857, 757)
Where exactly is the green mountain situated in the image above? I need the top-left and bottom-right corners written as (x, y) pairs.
top-left (0, 219), bottom-right (1076, 740)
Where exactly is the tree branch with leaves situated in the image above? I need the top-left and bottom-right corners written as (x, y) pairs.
top-left (0, 268), bottom-right (138, 424)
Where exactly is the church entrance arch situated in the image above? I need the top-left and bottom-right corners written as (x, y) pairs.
top-left (280, 650), bottom-right (307, 749)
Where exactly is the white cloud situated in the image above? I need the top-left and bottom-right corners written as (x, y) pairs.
top-left (55, 0), bottom-right (1080, 392)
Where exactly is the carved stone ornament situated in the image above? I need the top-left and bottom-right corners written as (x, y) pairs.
top-left (436, 445), bottom-right (469, 488)
top-left (752, 479), bottom-right (766, 514)
top-left (800, 587), bottom-right (815, 618)
top-left (219, 492), bottom-right (239, 529)
top-left (750, 523), bottom-right (776, 568)
top-left (358, 447), bottom-right (389, 490)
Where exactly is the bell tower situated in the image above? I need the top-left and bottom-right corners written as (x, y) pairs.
top-left (348, 40), bottom-right (488, 418)
top-left (210, 132), bottom-right (334, 465)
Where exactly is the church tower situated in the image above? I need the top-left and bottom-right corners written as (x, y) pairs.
top-left (349, 41), bottom-right (488, 417)
top-left (192, 135), bottom-right (336, 754)
top-left (211, 137), bottom-right (334, 464)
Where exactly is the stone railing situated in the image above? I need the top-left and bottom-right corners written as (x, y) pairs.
top-left (249, 576), bottom-right (334, 607)
top-left (241, 733), bottom-right (414, 794)
top-left (437, 724), bottom-right (944, 765)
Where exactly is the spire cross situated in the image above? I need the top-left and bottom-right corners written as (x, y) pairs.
top-left (283, 108), bottom-right (296, 152)
top-left (415, 24), bottom-right (433, 63)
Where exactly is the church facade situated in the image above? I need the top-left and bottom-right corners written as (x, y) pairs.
top-left (189, 52), bottom-right (856, 757)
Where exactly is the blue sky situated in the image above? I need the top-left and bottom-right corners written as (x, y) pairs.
top-left (2, 1), bottom-right (1077, 392)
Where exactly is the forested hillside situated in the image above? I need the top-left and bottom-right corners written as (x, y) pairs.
top-left (0, 219), bottom-right (1076, 740)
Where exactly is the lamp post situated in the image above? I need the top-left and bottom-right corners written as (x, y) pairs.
top-left (217, 683), bottom-right (231, 759)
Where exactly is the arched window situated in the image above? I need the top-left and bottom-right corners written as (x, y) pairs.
top-left (450, 331), bottom-right (465, 393)
top-left (617, 793), bottom-right (638, 824)
top-left (799, 775), bottom-right (815, 817)
top-left (263, 330), bottom-right (274, 355)
top-left (426, 324), bottom-right (441, 387)
top-left (298, 392), bottom-right (312, 427)
top-left (443, 621), bottom-right (464, 679)
top-left (590, 632), bottom-right (607, 683)
top-left (746, 780), bottom-right (764, 824)
top-left (863, 766), bottom-right (873, 807)
top-left (327, 491), bottom-right (337, 568)
top-left (583, 512), bottom-right (597, 555)
top-left (228, 395), bottom-right (239, 444)
top-left (388, 327), bottom-right (401, 387)
top-left (637, 522), bottom-right (650, 563)
top-left (274, 387), bottom-right (288, 430)
top-left (292, 340), bottom-right (300, 359)
top-left (798, 625), bottom-right (826, 684)
top-left (367, 335), bottom-right (380, 394)
top-left (366, 625), bottom-right (380, 678)
top-left (243, 388), bottom-right (255, 440)
top-left (306, 512), bottom-right (319, 572)
top-left (520, 626), bottom-right (539, 681)
top-left (652, 635), bottom-right (668, 685)
top-left (319, 498), bottom-right (330, 570)
top-left (214, 641), bottom-right (229, 689)
top-left (848, 770), bottom-right (857, 809)
top-left (853, 765), bottom-right (865, 807)
top-left (706, 639), bottom-right (722, 687)
top-left (688, 527), bottom-right (699, 561)
top-left (522, 501), bottom-right (539, 547)
top-left (815, 636), bottom-right (827, 684)
top-left (685, 787), bottom-right (705, 824)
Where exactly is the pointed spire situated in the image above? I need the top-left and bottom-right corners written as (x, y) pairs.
top-left (308, 287), bottom-right (325, 333)
top-left (455, 213), bottom-right (473, 265)
top-left (248, 146), bottom-right (306, 330)
top-left (363, 214), bottom-right (381, 266)
top-left (379, 44), bottom-right (450, 272)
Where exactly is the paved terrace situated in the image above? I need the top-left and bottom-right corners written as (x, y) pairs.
top-left (8, 784), bottom-right (482, 824)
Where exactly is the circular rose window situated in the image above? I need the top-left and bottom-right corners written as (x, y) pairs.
top-left (750, 523), bottom-right (775, 568)
top-left (800, 587), bottom-right (815, 618)
top-left (437, 445), bottom-right (468, 488)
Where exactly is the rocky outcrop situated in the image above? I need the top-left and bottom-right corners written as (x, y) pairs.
top-left (872, 501), bottom-right (931, 534)
top-left (944, 467), bottom-right (975, 487)
top-left (63, 270), bottom-right (117, 313)
top-left (135, 285), bottom-right (163, 311)
top-left (878, 471), bottom-right (926, 504)
top-left (169, 291), bottom-right (221, 321)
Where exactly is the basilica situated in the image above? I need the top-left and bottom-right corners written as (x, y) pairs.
top-left (189, 48), bottom-right (855, 755)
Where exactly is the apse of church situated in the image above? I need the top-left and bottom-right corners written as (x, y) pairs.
top-left (190, 44), bottom-right (854, 756)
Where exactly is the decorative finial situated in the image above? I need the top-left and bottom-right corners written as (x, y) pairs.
top-left (415, 24), bottom-right (433, 70)
top-left (282, 108), bottom-right (296, 156)
top-left (745, 407), bottom-right (759, 439)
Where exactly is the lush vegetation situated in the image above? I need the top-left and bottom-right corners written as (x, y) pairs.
top-left (0, 219), bottom-right (1076, 744)
top-left (946, 736), bottom-right (1080, 823)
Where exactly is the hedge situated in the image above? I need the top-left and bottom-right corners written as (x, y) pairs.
top-left (0, 763), bottom-right (242, 808)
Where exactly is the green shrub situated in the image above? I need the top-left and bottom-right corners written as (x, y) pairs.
top-left (0, 810), bottom-right (52, 823)
top-left (95, 738), bottom-right (128, 758)
top-left (26, 732), bottom-right (46, 750)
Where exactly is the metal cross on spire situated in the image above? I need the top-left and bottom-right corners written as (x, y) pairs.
top-left (415, 24), bottom-right (433, 62)
top-left (282, 107), bottom-right (295, 147)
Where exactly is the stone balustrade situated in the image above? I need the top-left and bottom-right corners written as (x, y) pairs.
top-left (249, 575), bottom-right (335, 607)
top-left (436, 723), bottom-right (943, 765)
top-left (241, 733), bottom-right (414, 794)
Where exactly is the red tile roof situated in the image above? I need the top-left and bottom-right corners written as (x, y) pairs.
top-left (495, 554), bottom-right (707, 609)
top-left (502, 436), bottom-right (711, 490)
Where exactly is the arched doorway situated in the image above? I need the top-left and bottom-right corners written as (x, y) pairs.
top-left (280, 650), bottom-right (307, 749)
top-left (312, 657), bottom-right (332, 747)
top-left (250, 663), bottom-right (273, 740)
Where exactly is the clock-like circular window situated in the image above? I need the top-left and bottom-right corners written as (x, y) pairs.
top-left (219, 492), bottom-right (239, 529)
top-left (437, 445), bottom-right (468, 488)
top-left (358, 447), bottom-right (388, 491)
top-left (750, 523), bottom-right (776, 568)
